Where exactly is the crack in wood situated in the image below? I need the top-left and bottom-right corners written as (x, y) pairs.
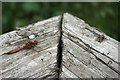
top-left (1, 13), bottom-right (119, 79)
top-left (63, 27), bottom-right (119, 65)
top-left (56, 14), bottom-right (64, 79)
top-left (63, 32), bottom-right (120, 75)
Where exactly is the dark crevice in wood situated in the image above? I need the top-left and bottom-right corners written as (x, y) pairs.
top-left (62, 63), bottom-right (81, 78)
top-left (40, 74), bottom-right (56, 79)
top-left (94, 55), bottom-right (120, 76)
top-left (56, 14), bottom-right (64, 79)
top-left (63, 27), bottom-right (119, 65)
top-left (63, 33), bottom-right (120, 76)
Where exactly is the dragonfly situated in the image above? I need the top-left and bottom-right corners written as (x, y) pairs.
top-left (3, 40), bottom-right (38, 55)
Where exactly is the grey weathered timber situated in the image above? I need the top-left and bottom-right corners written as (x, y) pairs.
top-left (0, 15), bottom-right (61, 79)
top-left (0, 13), bottom-right (119, 79)
top-left (61, 13), bottom-right (119, 78)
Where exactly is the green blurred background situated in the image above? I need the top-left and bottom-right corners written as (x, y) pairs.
top-left (2, 2), bottom-right (119, 41)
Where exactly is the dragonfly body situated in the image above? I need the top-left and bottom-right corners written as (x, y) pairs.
top-left (3, 40), bottom-right (38, 55)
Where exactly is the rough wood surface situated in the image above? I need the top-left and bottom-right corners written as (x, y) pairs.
top-left (61, 13), bottom-right (119, 78)
top-left (0, 13), bottom-right (119, 79)
top-left (0, 16), bottom-right (61, 79)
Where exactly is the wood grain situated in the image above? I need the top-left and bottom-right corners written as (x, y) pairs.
top-left (0, 13), bottom-right (119, 79)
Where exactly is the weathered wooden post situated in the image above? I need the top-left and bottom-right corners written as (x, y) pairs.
top-left (0, 13), bottom-right (119, 79)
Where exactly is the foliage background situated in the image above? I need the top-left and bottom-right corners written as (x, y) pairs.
top-left (2, 2), bottom-right (119, 41)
